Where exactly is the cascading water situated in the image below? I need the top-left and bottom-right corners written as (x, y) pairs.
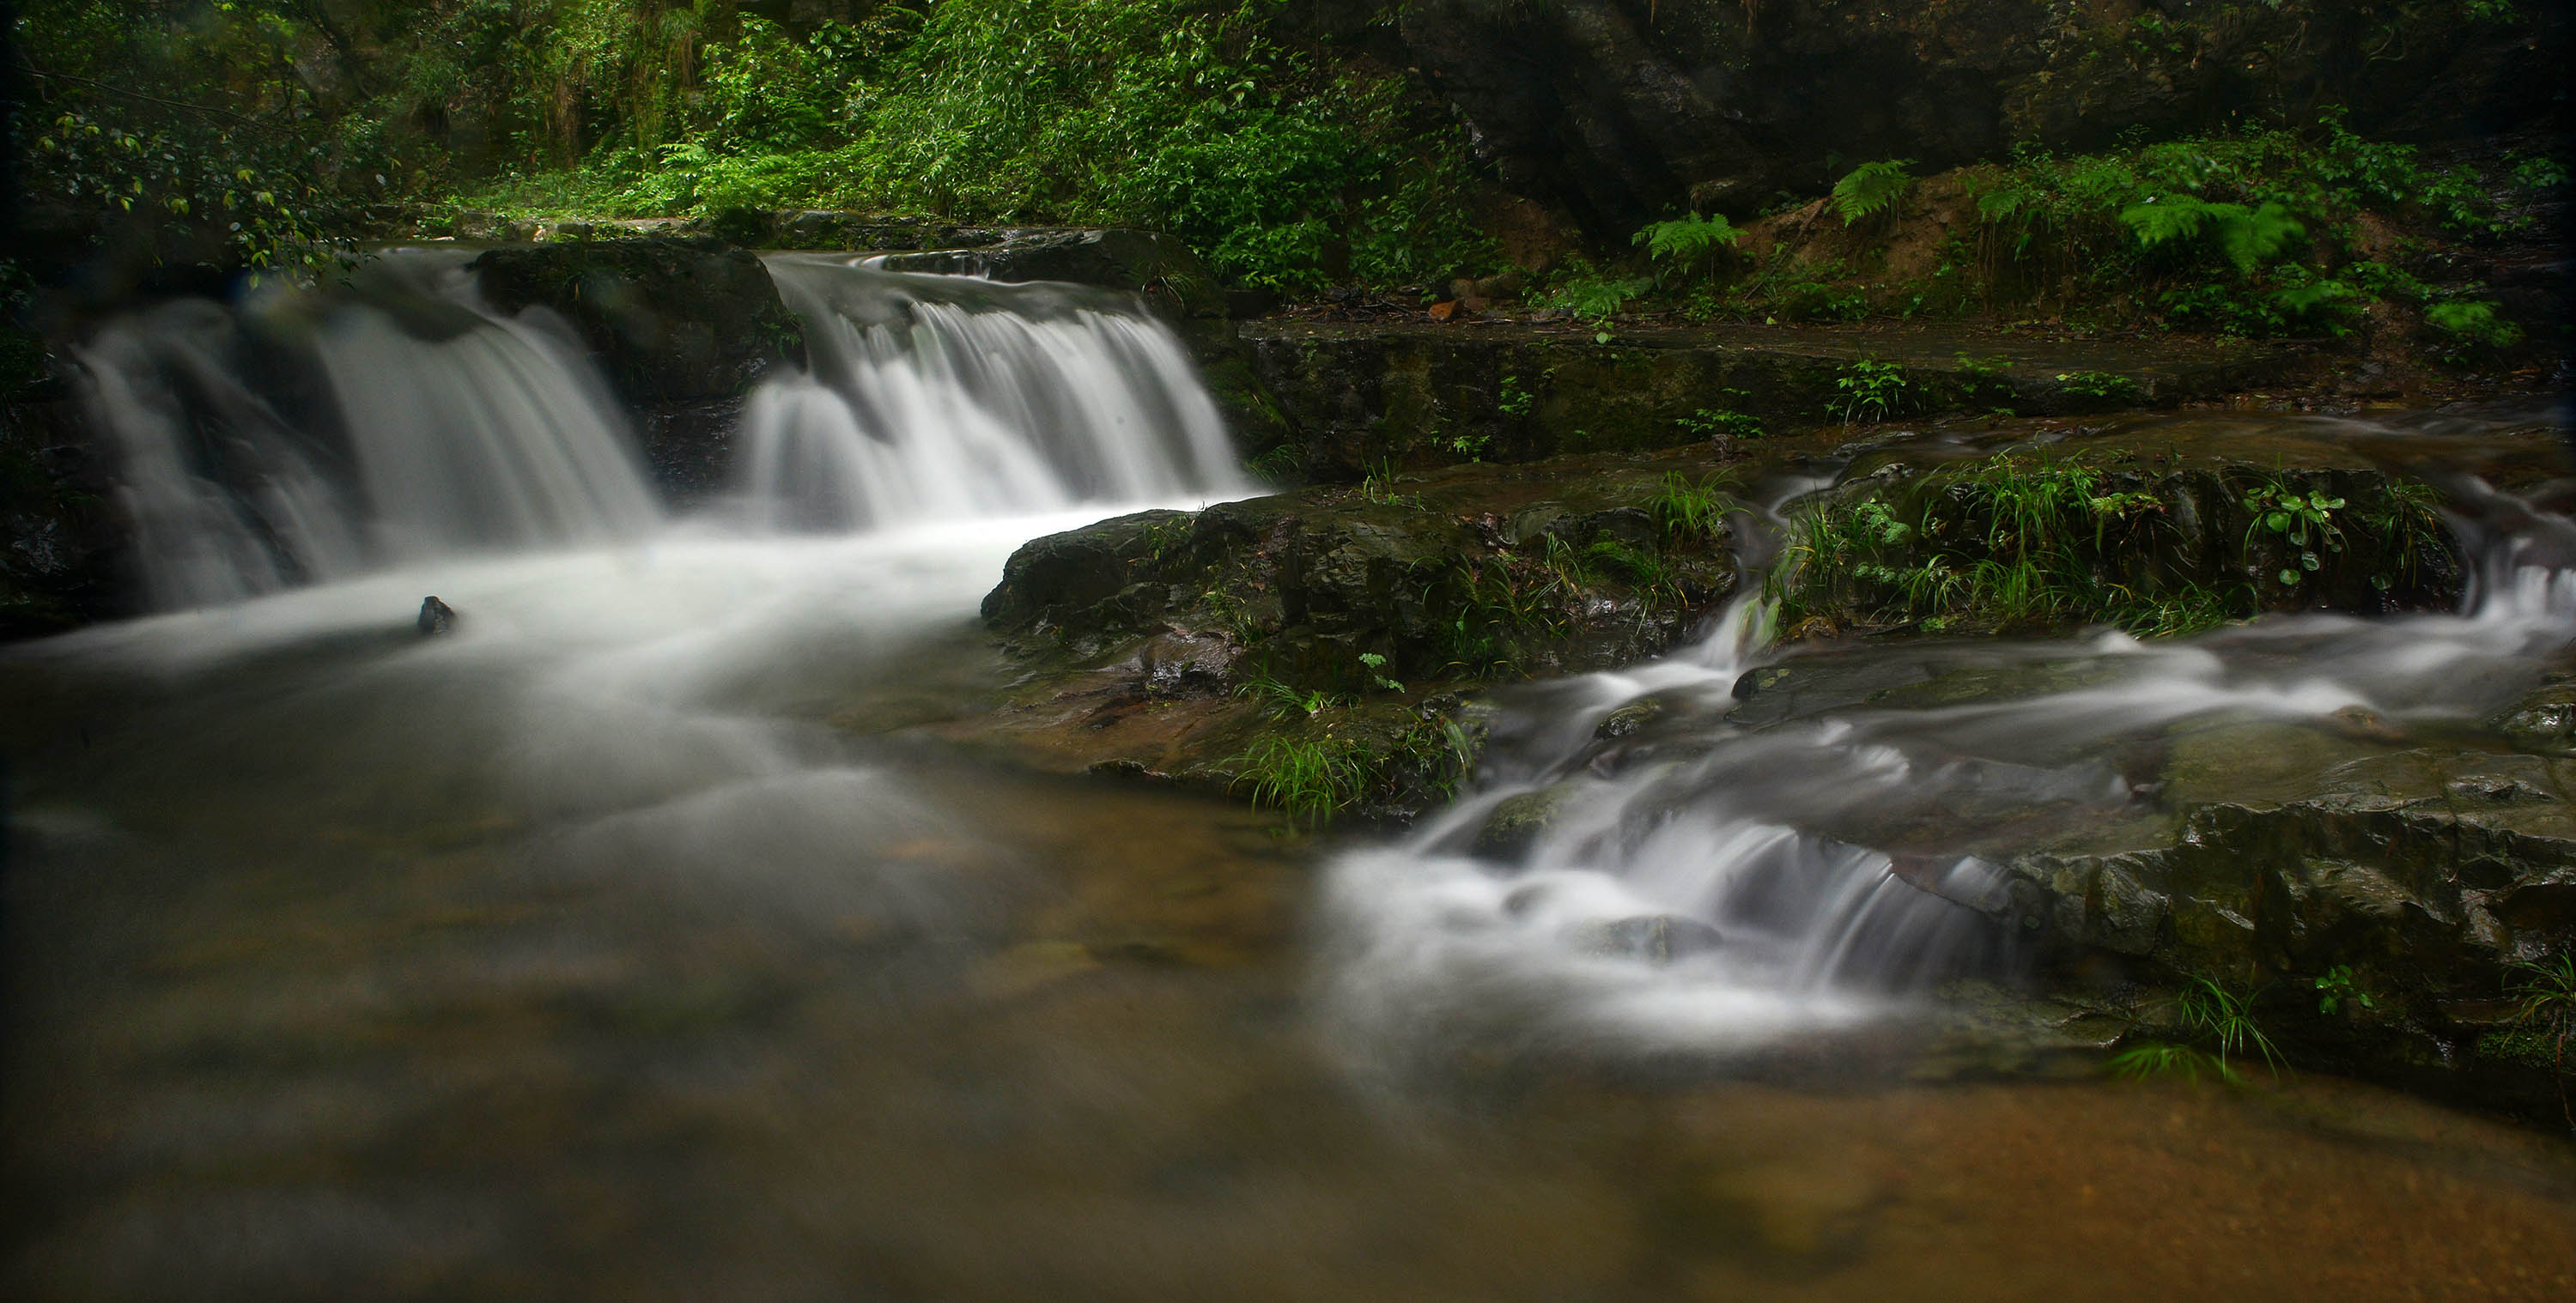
top-left (1321, 442), bottom-right (2576, 1067)
top-left (73, 249), bottom-right (1246, 609)
top-left (76, 251), bottom-right (662, 608)
top-left (739, 255), bottom-right (1245, 530)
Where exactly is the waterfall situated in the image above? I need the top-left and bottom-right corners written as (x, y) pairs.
top-left (75, 251), bottom-right (662, 609)
top-left (72, 248), bottom-right (1241, 609)
top-left (741, 255), bottom-right (1245, 530)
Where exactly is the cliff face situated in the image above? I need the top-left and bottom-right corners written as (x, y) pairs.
top-left (1350, 0), bottom-right (2567, 234)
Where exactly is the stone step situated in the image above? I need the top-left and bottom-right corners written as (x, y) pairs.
top-left (1235, 319), bottom-right (2300, 479)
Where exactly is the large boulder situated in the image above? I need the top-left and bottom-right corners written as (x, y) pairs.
top-left (470, 238), bottom-right (807, 499)
top-left (982, 448), bottom-right (1743, 690)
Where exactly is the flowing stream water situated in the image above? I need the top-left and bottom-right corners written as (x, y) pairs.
top-left (3, 252), bottom-right (2573, 1299)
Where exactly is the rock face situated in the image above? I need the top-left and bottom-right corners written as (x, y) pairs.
top-left (1, 332), bottom-right (123, 639)
top-left (470, 238), bottom-right (807, 500)
top-left (985, 449), bottom-right (1742, 689)
top-left (1240, 319), bottom-right (2290, 479)
top-left (0, 360), bottom-right (123, 639)
top-left (1372, 0), bottom-right (2568, 233)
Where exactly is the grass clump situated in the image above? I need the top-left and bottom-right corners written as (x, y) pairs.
top-left (2506, 953), bottom-right (2576, 1126)
top-left (1230, 735), bottom-right (1364, 827)
top-left (2110, 978), bottom-right (2281, 1087)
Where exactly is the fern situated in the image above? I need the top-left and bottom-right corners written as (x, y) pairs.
top-left (1633, 213), bottom-right (1742, 265)
top-left (2118, 197), bottom-right (2305, 274)
top-left (2425, 300), bottom-right (2524, 348)
top-left (1832, 159), bottom-right (1915, 225)
top-left (1975, 185), bottom-right (2032, 223)
top-left (1546, 274), bottom-right (1651, 327)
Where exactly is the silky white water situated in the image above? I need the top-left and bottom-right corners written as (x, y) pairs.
top-left (1321, 456), bottom-right (2576, 1068)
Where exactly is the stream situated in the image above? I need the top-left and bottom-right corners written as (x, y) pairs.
top-left (3, 252), bottom-right (2573, 1300)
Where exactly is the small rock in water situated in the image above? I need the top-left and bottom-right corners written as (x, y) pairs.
top-left (417, 596), bottom-right (458, 636)
top-left (1593, 695), bottom-right (1667, 741)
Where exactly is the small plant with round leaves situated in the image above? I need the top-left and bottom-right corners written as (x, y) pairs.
top-left (2243, 481), bottom-right (2346, 585)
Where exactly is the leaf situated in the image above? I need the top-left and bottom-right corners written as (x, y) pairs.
top-left (2265, 511), bottom-right (2291, 531)
top-left (2279, 568), bottom-right (2299, 584)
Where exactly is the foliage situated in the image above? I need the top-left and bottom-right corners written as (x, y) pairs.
top-left (19, 1), bottom-right (1498, 293)
top-left (1546, 269), bottom-right (1652, 337)
top-left (2424, 300), bottom-right (2525, 360)
top-left (2506, 952), bottom-right (2575, 1126)
top-left (1832, 359), bottom-right (1908, 424)
top-left (2314, 966), bottom-right (2375, 1015)
top-left (1236, 670), bottom-right (1346, 719)
top-left (2118, 197), bottom-right (2305, 275)
top-left (2179, 978), bottom-right (2280, 1077)
top-left (1497, 373), bottom-right (1536, 419)
top-left (2109, 1042), bottom-right (2235, 1083)
top-left (1771, 453), bottom-right (2249, 637)
top-left (2242, 479), bottom-right (2345, 587)
top-left (1633, 212), bottom-right (1741, 282)
top-left (1966, 107), bottom-right (2532, 337)
top-left (1245, 445), bottom-right (1303, 484)
top-left (1678, 407), bottom-right (1765, 440)
top-left (15, 0), bottom-right (375, 274)
top-left (1230, 735), bottom-right (1365, 827)
top-left (1832, 159), bottom-right (1914, 225)
top-left (1357, 652), bottom-right (1404, 694)
top-left (2054, 371), bottom-right (2141, 407)
top-left (2113, 978), bottom-right (2281, 1086)
top-left (1648, 472), bottom-right (1736, 542)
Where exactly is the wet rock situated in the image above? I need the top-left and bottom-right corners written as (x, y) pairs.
top-left (416, 596), bottom-right (457, 635)
top-left (1472, 786), bottom-right (1572, 860)
top-left (1593, 695), bottom-right (1666, 740)
top-left (471, 238), bottom-right (804, 404)
top-left (1239, 320), bottom-right (2284, 480)
top-left (983, 450), bottom-right (1741, 689)
top-left (877, 228), bottom-right (1224, 323)
top-left (471, 238), bottom-right (805, 501)
top-left (0, 378), bottom-right (125, 639)
top-left (2492, 678), bottom-right (2576, 755)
